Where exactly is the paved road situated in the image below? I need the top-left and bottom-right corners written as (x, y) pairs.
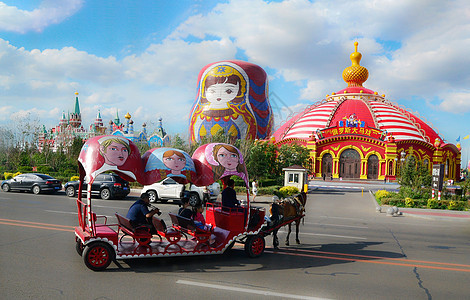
top-left (1, 188), bottom-right (469, 299)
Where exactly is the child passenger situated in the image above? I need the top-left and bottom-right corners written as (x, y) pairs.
top-left (193, 204), bottom-right (209, 230)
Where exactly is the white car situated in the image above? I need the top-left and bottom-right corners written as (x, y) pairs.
top-left (141, 177), bottom-right (220, 205)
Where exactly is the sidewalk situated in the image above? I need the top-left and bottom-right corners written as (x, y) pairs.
top-left (398, 207), bottom-right (470, 219)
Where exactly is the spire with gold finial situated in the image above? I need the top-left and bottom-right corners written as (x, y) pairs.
top-left (342, 42), bottom-right (369, 87)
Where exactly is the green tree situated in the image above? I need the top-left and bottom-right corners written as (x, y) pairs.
top-left (276, 143), bottom-right (310, 175)
top-left (397, 156), bottom-right (432, 197)
top-left (246, 141), bottom-right (277, 180)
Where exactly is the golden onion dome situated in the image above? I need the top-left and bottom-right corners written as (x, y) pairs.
top-left (342, 42), bottom-right (369, 87)
top-left (124, 112), bottom-right (131, 119)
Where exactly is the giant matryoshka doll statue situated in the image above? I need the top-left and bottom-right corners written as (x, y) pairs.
top-left (189, 60), bottom-right (273, 143)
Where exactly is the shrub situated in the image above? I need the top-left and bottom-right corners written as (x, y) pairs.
top-left (278, 186), bottom-right (299, 198)
top-left (37, 165), bottom-right (53, 173)
top-left (70, 176), bottom-right (79, 181)
top-left (375, 190), bottom-right (391, 201)
top-left (405, 197), bottom-right (415, 207)
top-left (18, 166), bottom-right (32, 173)
top-left (448, 200), bottom-right (466, 211)
top-left (427, 198), bottom-right (439, 209)
top-left (4, 172), bottom-right (15, 180)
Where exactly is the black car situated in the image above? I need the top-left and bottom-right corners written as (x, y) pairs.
top-left (64, 173), bottom-right (130, 200)
top-left (1, 173), bottom-right (62, 194)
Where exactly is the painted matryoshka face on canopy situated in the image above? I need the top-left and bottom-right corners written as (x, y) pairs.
top-left (163, 154), bottom-right (186, 174)
top-left (102, 142), bottom-right (129, 167)
top-left (216, 146), bottom-right (239, 171)
top-left (205, 82), bottom-right (240, 109)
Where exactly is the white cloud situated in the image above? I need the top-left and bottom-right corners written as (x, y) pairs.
top-left (1, 0), bottom-right (470, 138)
top-left (0, 0), bottom-right (83, 33)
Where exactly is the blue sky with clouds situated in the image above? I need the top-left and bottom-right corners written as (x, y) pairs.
top-left (1, 0), bottom-right (469, 166)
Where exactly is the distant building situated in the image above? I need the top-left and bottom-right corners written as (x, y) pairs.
top-left (38, 92), bottom-right (170, 152)
top-left (272, 42), bottom-right (460, 181)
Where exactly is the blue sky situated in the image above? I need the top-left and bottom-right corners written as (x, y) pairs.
top-left (0, 0), bottom-right (469, 167)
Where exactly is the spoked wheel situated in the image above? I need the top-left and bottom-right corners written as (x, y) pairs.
top-left (66, 186), bottom-right (76, 197)
top-left (244, 235), bottom-right (265, 258)
top-left (188, 192), bottom-right (200, 207)
top-left (76, 238), bottom-right (84, 256)
top-left (147, 190), bottom-right (158, 203)
top-left (100, 188), bottom-right (111, 200)
top-left (32, 185), bottom-right (41, 195)
top-left (83, 242), bottom-right (115, 271)
top-left (2, 183), bottom-right (10, 192)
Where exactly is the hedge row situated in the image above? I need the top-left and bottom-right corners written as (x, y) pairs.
top-left (381, 197), bottom-right (468, 211)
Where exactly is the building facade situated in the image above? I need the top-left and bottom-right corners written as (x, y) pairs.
top-left (272, 42), bottom-right (460, 181)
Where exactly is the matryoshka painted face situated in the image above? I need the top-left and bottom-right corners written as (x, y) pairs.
top-left (163, 154), bottom-right (186, 174)
top-left (205, 82), bottom-right (239, 108)
top-left (102, 142), bottom-right (129, 167)
top-left (216, 147), bottom-right (239, 171)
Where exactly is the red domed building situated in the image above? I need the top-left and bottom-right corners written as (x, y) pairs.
top-left (273, 42), bottom-right (460, 181)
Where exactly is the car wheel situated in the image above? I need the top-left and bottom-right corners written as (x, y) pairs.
top-left (147, 190), bottom-right (158, 203)
top-left (66, 186), bottom-right (76, 197)
top-left (32, 185), bottom-right (41, 195)
top-left (2, 183), bottom-right (10, 192)
top-left (188, 192), bottom-right (200, 207)
top-left (83, 241), bottom-right (114, 271)
top-left (100, 188), bottom-right (111, 200)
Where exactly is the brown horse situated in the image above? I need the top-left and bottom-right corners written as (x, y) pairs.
top-left (269, 192), bottom-right (307, 248)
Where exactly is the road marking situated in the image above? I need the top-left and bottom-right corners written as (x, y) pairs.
top-left (318, 216), bottom-right (366, 221)
top-left (277, 230), bottom-right (367, 240)
top-left (176, 280), bottom-right (331, 300)
top-left (45, 210), bottom-right (78, 215)
top-left (266, 248), bottom-right (470, 273)
top-left (0, 218), bottom-right (74, 232)
top-left (305, 222), bottom-right (368, 229)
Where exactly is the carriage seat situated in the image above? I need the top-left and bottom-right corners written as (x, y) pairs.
top-left (168, 213), bottom-right (211, 249)
top-left (151, 216), bottom-right (183, 252)
top-left (115, 213), bottom-right (152, 246)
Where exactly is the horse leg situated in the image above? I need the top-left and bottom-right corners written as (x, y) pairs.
top-left (295, 220), bottom-right (301, 244)
top-left (272, 228), bottom-right (279, 249)
top-left (285, 223), bottom-right (291, 246)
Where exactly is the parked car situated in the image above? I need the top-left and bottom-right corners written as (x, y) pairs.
top-left (141, 177), bottom-right (220, 205)
top-left (1, 173), bottom-right (62, 194)
top-left (64, 173), bottom-right (130, 200)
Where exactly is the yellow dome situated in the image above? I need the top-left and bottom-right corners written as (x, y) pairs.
top-left (124, 112), bottom-right (131, 119)
top-left (342, 42), bottom-right (369, 87)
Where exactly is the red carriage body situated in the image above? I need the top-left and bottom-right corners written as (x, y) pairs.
top-left (74, 136), bottom-right (266, 271)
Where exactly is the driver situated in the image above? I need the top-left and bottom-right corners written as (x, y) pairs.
top-left (127, 193), bottom-right (161, 234)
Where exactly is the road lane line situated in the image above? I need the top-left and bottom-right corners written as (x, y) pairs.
top-left (45, 210), bottom-right (78, 215)
top-left (0, 221), bottom-right (74, 232)
top-left (277, 230), bottom-right (366, 240)
top-left (305, 222), bottom-right (368, 229)
top-left (287, 248), bottom-right (470, 268)
top-left (176, 280), bottom-right (331, 300)
top-left (265, 249), bottom-right (470, 273)
top-left (0, 218), bottom-right (75, 228)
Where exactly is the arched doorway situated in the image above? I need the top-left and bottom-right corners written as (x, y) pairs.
top-left (367, 154), bottom-right (379, 179)
top-left (340, 149), bottom-right (360, 179)
top-left (322, 153), bottom-right (333, 178)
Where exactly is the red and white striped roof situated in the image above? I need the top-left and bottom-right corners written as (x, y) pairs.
top-left (273, 92), bottom-right (441, 144)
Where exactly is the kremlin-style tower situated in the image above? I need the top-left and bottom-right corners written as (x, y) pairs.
top-left (38, 93), bottom-right (170, 152)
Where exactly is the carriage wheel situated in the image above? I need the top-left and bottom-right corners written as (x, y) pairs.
top-left (244, 235), bottom-right (265, 258)
top-left (75, 238), bottom-right (84, 256)
top-left (83, 242), bottom-right (114, 271)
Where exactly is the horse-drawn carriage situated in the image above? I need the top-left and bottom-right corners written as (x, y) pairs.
top-left (74, 136), bottom-right (272, 271)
